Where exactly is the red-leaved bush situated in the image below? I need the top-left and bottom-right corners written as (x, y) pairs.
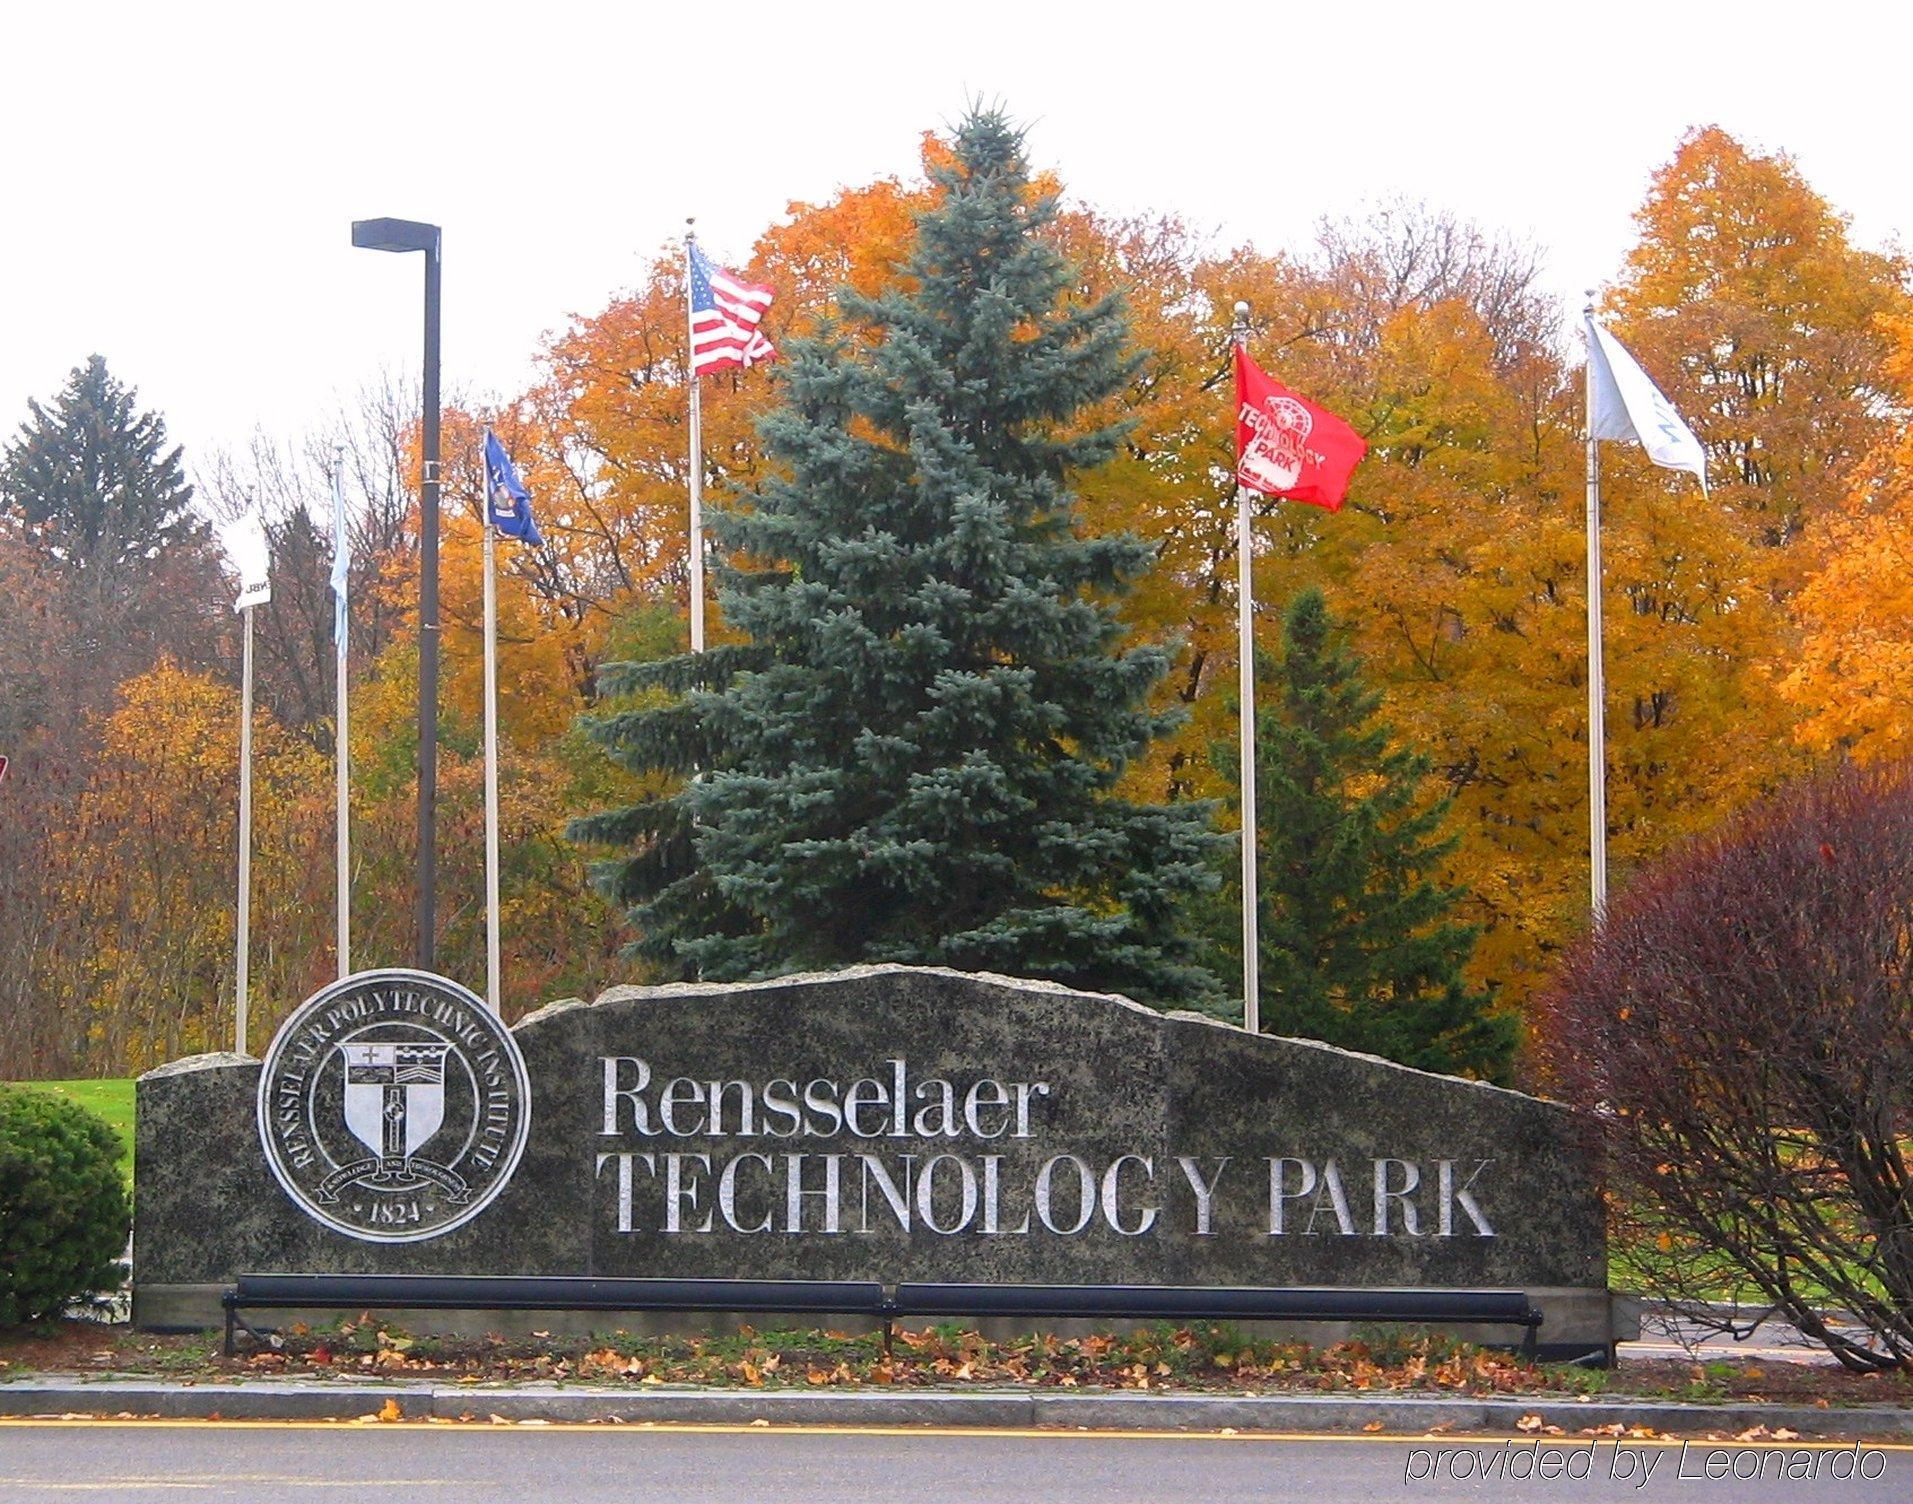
top-left (1543, 761), bottom-right (1913, 1370)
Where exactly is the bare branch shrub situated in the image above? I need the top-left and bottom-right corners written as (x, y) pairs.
top-left (1543, 760), bottom-right (1913, 1371)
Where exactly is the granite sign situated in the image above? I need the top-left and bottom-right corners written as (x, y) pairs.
top-left (135, 966), bottom-right (1613, 1341)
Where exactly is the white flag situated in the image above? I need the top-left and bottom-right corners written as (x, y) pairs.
top-left (214, 512), bottom-right (272, 610)
top-left (1587, 317), bottom-right (1709, 495)
top-left (330, 461), bottom-right (350, 642)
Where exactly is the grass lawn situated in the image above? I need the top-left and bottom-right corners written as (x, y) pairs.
top-left (6, 1078), bottom-right (135, 1186)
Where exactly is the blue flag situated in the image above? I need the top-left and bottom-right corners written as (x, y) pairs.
top-left (483, 429), bottom-right (542, 545)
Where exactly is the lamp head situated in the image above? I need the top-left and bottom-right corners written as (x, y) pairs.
top-left (351, 217), bottom-right (440, 255)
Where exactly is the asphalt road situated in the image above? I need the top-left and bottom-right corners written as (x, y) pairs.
top-left (0, 1423), bottom-right (1903, 1503)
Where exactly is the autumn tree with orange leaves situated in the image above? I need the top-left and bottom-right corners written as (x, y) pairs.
top-left (3, 117), bottom-right (1908, 1076)
top-left (1783, 312), bottom-right (1913, 759)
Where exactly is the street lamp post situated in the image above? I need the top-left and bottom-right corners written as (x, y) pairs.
top-left (351, 216), bottom-right (442, 971)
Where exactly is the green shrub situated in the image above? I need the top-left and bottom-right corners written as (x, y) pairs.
top-left (0, 1084), bottom-right (132, 1326)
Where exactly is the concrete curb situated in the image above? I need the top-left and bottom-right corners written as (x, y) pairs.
top-left (0, 1379), bottom-right (434, 1421)
top-left (1, 1379), bottom-right (1909, 1436)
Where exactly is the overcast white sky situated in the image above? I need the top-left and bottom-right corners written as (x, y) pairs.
top-left (2, 0), bottom-right (1906, 469)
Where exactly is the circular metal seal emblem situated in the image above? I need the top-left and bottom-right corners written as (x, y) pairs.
top-left (256, 969), bottom-right (532, 1243)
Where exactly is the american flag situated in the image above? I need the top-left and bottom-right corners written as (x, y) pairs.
top-left (689, 244), bottom-right (777, 376)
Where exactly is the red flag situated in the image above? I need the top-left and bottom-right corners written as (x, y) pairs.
top-left (1233, 347), bottom-right (1367, 510)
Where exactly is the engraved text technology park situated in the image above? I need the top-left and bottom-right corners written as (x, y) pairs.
top-left (592, 1053), bottom-right (1497, 1243)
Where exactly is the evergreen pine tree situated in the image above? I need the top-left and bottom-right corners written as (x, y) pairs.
top-left (1217, 587), bottom-right (1515, 1081)
top-left (0, 356), bottom-right (219, 749)
top-left (0, 355), bottom-right (200, 575)
top-left (574, 109), bottom-right (1221, 1002)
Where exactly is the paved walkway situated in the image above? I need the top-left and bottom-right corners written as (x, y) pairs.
top-left (1621, 1306), bottom-right (1874, 1367)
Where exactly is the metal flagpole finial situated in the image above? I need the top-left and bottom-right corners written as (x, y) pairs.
top-left (1583, 288), bottom-right (1597, 317)
top-left (1231, 300), bottom-right (1251, 348)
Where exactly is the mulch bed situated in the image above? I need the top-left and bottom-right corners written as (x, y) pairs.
top-left (3, 1319), bottom-right (1909, 1410)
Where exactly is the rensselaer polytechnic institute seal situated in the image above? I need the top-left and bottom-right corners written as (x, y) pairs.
top-left (256, 969), bottom-right (531, 1243)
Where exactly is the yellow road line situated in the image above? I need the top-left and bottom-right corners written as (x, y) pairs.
top-left (0, 1418), bottom-right (1908, 1449)
top-left (0, 1477), bottom-right (451, 1484)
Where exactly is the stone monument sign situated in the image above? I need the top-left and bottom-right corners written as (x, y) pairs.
top-left (136, 966), bottom-right (1612, 1344)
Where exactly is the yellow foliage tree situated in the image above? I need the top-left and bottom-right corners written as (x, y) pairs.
top-left (1584, 125), bottom-right (1907, 924)
top-left (1782, 314), bottom-right (1913, 760)
top-left (36, 659), bottom-right (330, 1069)
top-left (38, 121), bottom-right (1912, 1075)
top-left (1606, 126), bottom-right (1909, 560)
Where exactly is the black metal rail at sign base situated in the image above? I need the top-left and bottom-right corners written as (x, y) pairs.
top-left (221, 1273), bottom-right (1544, 1362)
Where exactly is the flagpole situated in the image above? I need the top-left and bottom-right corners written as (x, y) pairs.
top-left (1231, 300), bottom-right (1261, 1036)
top-left (332, 447), bottom-right (351, 979)
top-left (235, 599), bottom-right (255, 1054)
top-left (1584, 294), bottom-right (1609, 919)
top-left (482, 474), bottom-right (502, 1015)
top-left (685, 219), bottom-right (706, 654)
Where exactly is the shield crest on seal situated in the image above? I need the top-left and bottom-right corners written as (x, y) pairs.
top-left (341, 1042), bottom-right (449, 1164)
